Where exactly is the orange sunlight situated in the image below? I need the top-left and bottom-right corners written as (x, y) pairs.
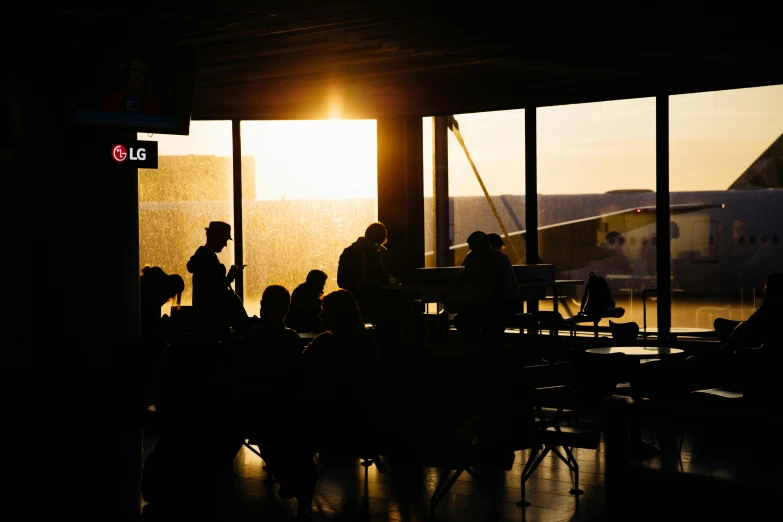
top-left (241, 120), bottom-right (377, 201)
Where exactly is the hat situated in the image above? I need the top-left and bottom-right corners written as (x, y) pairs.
top-left (205, 221), bottom-right (232, 240)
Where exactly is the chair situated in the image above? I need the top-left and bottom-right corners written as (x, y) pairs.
top-left (573, 307), bottom-right (626, 337)
top-left (713, 318), bottom-right (740, 344)
top-left (516, 362), bottom-right (604, 505)
top-left (609, 321), bottom-right (639, 343)
top-left (534, 311), bottom-right (575, 337)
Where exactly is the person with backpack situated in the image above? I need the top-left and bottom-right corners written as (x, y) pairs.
top-left (336, 222), bottom-right (404, 325)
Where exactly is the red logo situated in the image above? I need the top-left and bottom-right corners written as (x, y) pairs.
top-left (112, 144), bottom-right (128, 162)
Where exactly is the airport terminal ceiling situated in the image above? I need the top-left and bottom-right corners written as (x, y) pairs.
top-left (36, 4), bottom-right (783, 120)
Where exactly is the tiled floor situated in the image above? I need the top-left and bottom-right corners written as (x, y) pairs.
top-left (139, 425), bottom-right (765, 522)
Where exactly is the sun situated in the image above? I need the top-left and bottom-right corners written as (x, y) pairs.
top-left (241, 120), bottom-right (378, 201)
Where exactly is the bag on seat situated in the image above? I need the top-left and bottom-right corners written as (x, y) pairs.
top-left (581, 272), bottom-right (615, 317)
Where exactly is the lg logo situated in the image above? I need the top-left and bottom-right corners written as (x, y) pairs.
top-left (107, 140), bottom-right (158, 168)
top-left (112, 144), bottom-right (147, 163)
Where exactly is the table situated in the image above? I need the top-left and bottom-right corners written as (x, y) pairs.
top-left (525, 280), bottom-right (583, 314)
top-left (585, 346), bottom-right (684, 358)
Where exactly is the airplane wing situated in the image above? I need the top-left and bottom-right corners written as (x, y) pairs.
top-left (427, 203), bottom-right (723, 270)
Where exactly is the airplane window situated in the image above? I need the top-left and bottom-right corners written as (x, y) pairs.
top-left (630, 237), bottom-right (636, 246)
top-left (749, 235), bottom-right (756, 245)
top-left (773, 235), bottom-right (780, 245)
top-left (761, 235), bottom-right (768, 245)
top-left (738, 235), bottom-right (745, 244)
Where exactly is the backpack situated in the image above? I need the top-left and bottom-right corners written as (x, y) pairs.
top-left (582, 272), bottom-right (615, 317)
top-left (337, 244), bottom-right (366, 293)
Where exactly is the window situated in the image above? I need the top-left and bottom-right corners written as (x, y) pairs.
top-left (239, 120), bottom-right (378, 316)
top-left (538, 98), bottom-right (656, 323)
top-left (670, 84), bottom-right (783, 326)
top-left (138, 121), bottom-right (234, 316)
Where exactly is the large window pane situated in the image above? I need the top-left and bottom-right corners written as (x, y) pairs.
top-left (446, 109), bottom-right (526, 265)
top-left (138, 121), bottom-right (235, 316)
top-left (423, 117), bottom-right (435, 267)
top-left (670, 85), bottom-right (783, 328)
top-left (240, 120), bottom-right (378, 316)
top-left (538, 99), bottom-right (656, 323)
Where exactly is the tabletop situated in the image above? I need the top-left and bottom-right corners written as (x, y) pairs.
top-left (585, 346), bottom-right (685, 358)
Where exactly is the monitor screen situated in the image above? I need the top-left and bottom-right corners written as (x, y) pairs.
top-left (73, 47), bottom-right (194, 136)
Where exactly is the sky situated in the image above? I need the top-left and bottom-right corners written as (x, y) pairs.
top-left (142, 84), bottom-right (783, 200)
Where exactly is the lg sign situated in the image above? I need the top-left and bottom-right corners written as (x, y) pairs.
top-left (108, 140), bottom-right (158, 168)
top-left (112, 144), bottom-right (146, 162)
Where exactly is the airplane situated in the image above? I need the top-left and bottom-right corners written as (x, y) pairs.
top-left (425, 131), bottom-right (783, 301)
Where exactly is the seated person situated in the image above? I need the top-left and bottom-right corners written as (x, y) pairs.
top-left (301, 290), bottom-right (379, 373)
top-left (487, 232), bottom-right (506, 252)
top-left (453, 231), bottom-right (522, 342)
top-left (632, 272), bottom-right (783, 401)
top-left (248, 285), bottom-right (303, 369)
top-left (140, 265), bottom-right (184, 339)
top-left (245, 285), bottom-right (315, 512)
top-left (285, 269), bottom-right (328, 333)
top-left (300, 290), bottom-right (379, 454)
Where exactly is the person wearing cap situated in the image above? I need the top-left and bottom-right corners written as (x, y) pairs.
top-left (186, 221), bottom-right (245, 334)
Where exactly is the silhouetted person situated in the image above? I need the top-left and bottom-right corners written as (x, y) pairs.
top-left (139, 265), bottom-right (184, 406)
top-left (633, 273), bottom-right (783, 401)
top-left (244, 285), bottom-right (315, 513)
top-left (302, 290), bottom-right (379, 368)
top-left (140, 265), bottom-right (184, 339)
top-left (286, 270), bottom-right (328, 333)
top-left (454, 231), bottom-right (522, 343)
top-left (301, 290), bottom-right (380, 462)
top-left (337, 222), bottom-right (404, 338)
top-left (186, 221), bottom-right (247, 336)
top-left (487, 232), bottom-right (505, 251)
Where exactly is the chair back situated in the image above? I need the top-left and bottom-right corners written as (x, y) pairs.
top-left (609, 320), bottom-right (639, 343)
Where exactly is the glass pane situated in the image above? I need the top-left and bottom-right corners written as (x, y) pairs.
top-left (423, 117), bottom-right (435, 267)
top-left (138, 121), bottom-right (235, 316)
top-left (538, 99), bottom-right (656, 324)
top-left (240, 120), bottom-right (378, 317)
top-left (448, 109), bottom-right (526, 265)
top-left (670, 85), bottom-right (783, 329)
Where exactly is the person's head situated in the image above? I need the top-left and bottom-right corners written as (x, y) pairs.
top-left (305, 269), bottom-right (328, 293)
top-left (165, 274), bottom-right (185, 308)
top-left (205, 221), bottom-right (232, 253)
top-left (765, 273), bottom-right (783, 300)
top-left (364, 222), bottom-right (388, 247)
top-left (261, 285), bottom-right (291, 322)
top-left (487, 233), bottom-right (505, 250)
top-left (141, 265), bottom-right (183, 306)
top-left (127, 57), bottom-right (148, 94)
top-left (320, 290), bottom-right (364, 336)
top-left (467, 231), bottom-right (490, 253)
